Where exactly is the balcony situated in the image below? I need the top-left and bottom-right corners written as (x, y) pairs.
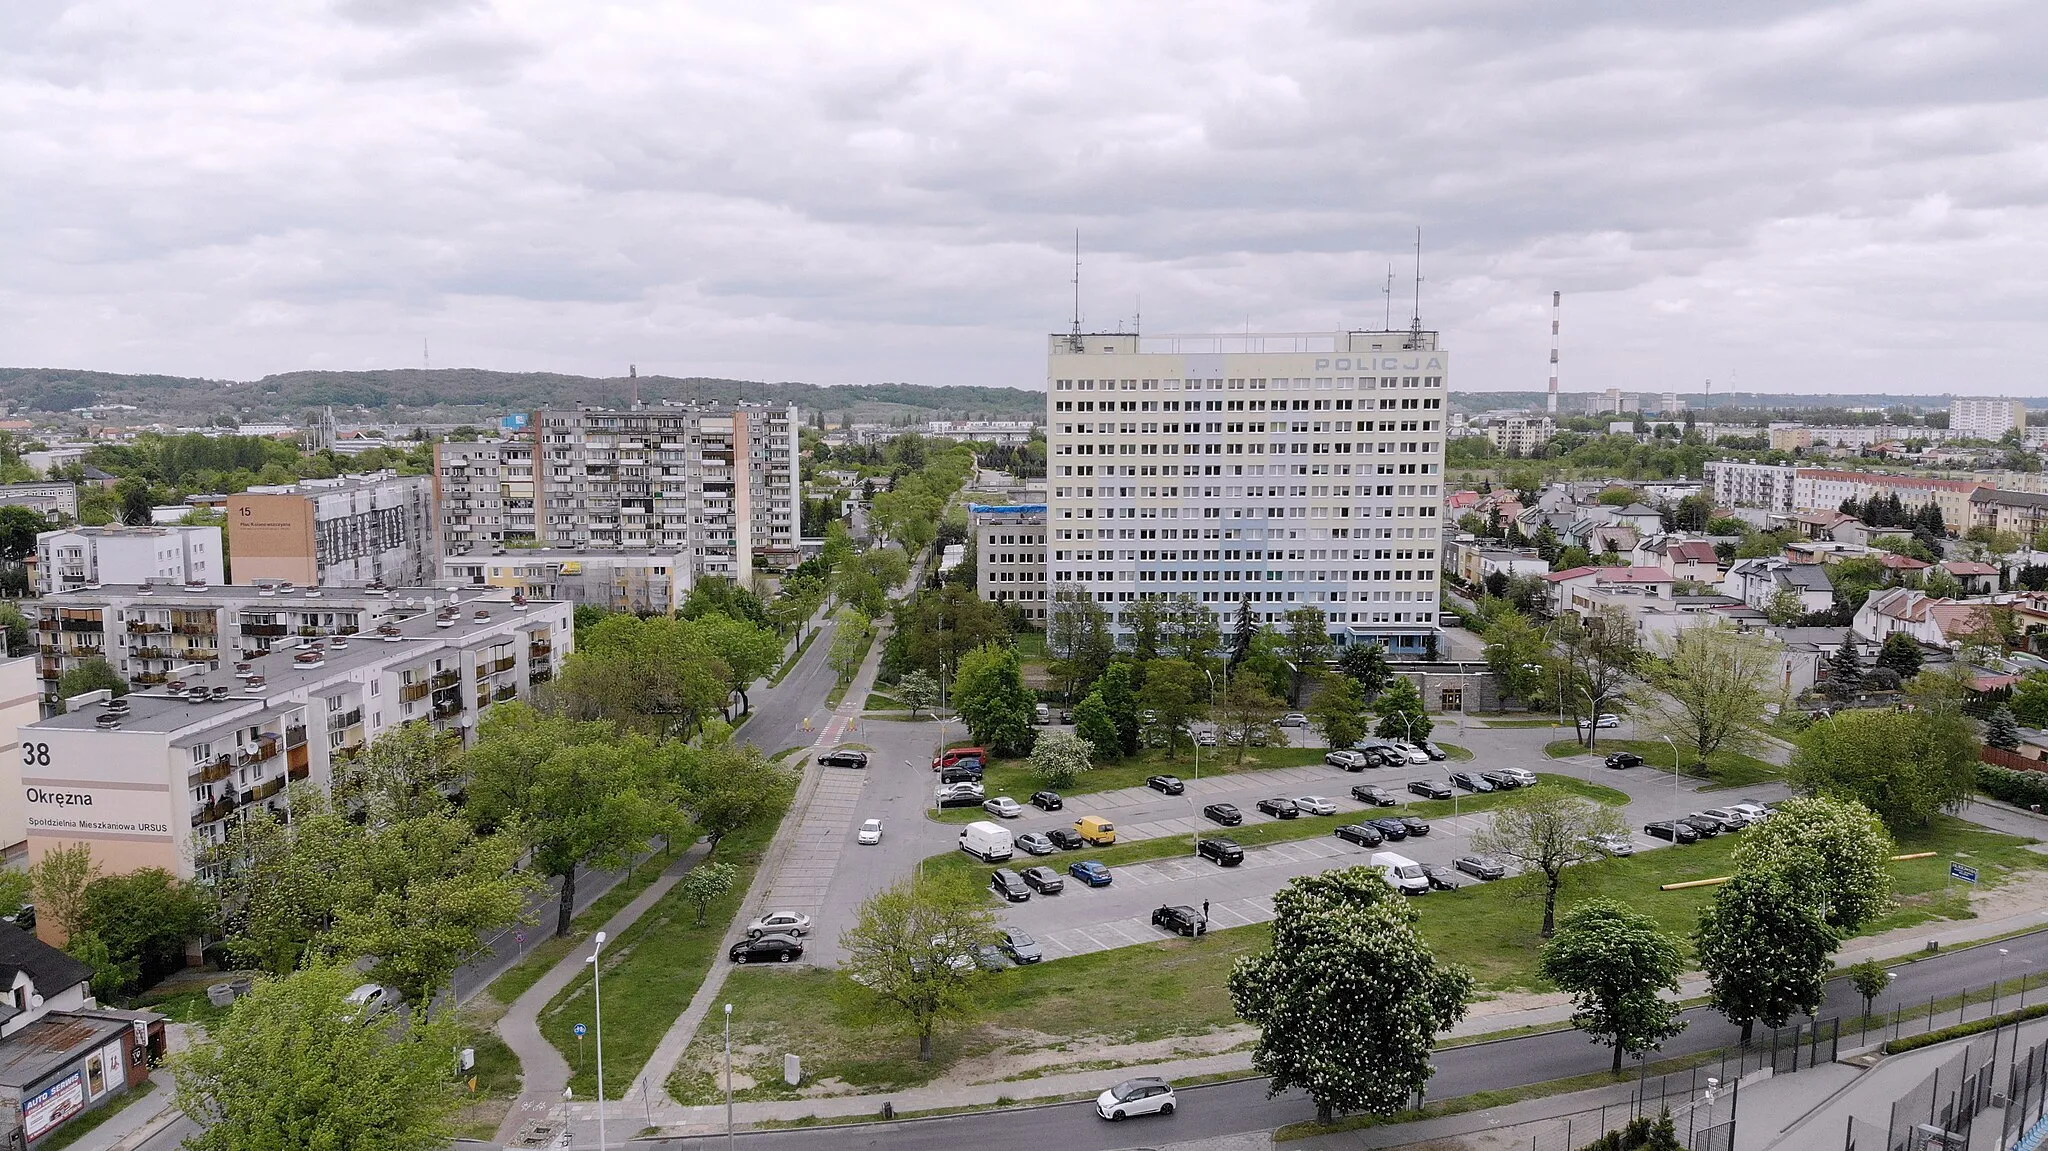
top-left (36, 619), bottom-right (58, 632)
top-left (194, 758), bottom-right (232, 785)
top-left (240, 623), bottom-right (287, 638)
top-left (172, 623), bottom-right (215, 636)
top-left (132, 646), bottom-right (170, 661)
top-left (184, 648), bottom-right (220, 661)
top-left (326, 709), bottom-right (363, 732)
top-left (131, 672), bottom-right (169, 685)
top-left (287, 762), bottom-right (310, 782)
top-left (430, 669), bottom-right (461, 689)
top-left (237, 738), bottom-right (281, 768)
top-left (487, 656), bottom-right (517, 676)
top-left (400, 681), bottom-right (432, 703)
top-left (432, 699), bottom-right (464, 719)
top-left (529, 665), bottom-right (553, 685)
top-left (128, 622), bottom-right (166, 634)
top-left (492, 683), bottom-right (518, 703)
top-left (285, 725), bottom-right (308, 748)
top-left (59, 619), bottom-right (103, 633)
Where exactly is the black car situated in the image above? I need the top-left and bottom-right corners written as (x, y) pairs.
top-left (1030, 790), bottom-right (1064, 811)
top-left (817, 749), bottom-right (868, 768)
top-left (1255, 797), bottom-right (1299, 820)
top-left (1400, 816), bottom-right (1431, 836)
top-left (1335, 823), bottom-right (1385, 848)
top-left (1147, 774), bottom-right (1186, 795)
top-left (1421, 864), bottom-right (1461, 891)
top-left (1605, 752), bottom-right (1644, 770)
top-left (1020, 866), bottom-right (1065, 894)
top-left (1202, 802), bottom-right (1243, 826)
top-left (1152, 905), bottom-right (1208, 936)
top-left (1421, 741), bottom-right (1450, 761)
top-left (1677, 814), bottom-right (1723, 838)
top-left (1407, 779), bottom-right (1453, 801)
top-left (989, 869), bottom-right (1031, 903)
top-left (1351, 784), bottom-right (1398, 806)
top-left (940, 764), bottom-right (985, 784)
top-left (1481, 770), bottom-right (1525, 790)
top-left (1449, 771), bottom-right (1493, 793)
top-left (1370, 817), bottom-right (1409, 841)
top-left (1454, 855), bottom-right (1506, 880)
top-left (1058, 709), bottom-right (1074, 724)
top-left (935, 787), bottom-right (985, 809)
top-left (1197, 837), bottom-right (1244, 866)
top-left (1046, 828), bottom-right (1086, 850)
top-left (1644, 820), bottom-right (1700, 844)
top-left (729, 933), bottom-right (803, 964)
top-left (1001, 929), bottom-right (1044, 964)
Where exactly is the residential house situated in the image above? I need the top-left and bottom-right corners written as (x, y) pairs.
top-left (0, 923), bottom-right (166, 1148)
top-left (1786, 510), bottom-right (1871, 546)
top-left (1768, 626), bottom-right (1857, 698)
top-left (1879, 552), bottom-right (1933, 580)
top-left (1543, 566), bottom-right (1676, 620)
top-left (1854, 587), bottom-right (1947, 646)
top-left (1940, 561), bottom-right (2001, 596)
top-left (1722, 557), bottom-right (1835, 616)
top-left (1567, 519), bottom-right (1640, 558)
top-left (1604, 503), bottom-right (1666, 537)
top-left (1633, 536), bottom-right (1723, 584)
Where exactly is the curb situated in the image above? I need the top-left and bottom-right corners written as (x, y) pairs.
top-left (110, 1097), bottom-right (184, 1151)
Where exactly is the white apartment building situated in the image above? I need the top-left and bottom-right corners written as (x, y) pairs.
top-left (972, 504), bottom-right (1048, 621)
top-left (434, 439), bottom-right (540, 549)
top-left (35, 525), bottom-right (223, 595)
top-left (531, 404), bottom-right (799, 585)
top-left (1483, 415), bottom-right (1555, 455)
top-left (0, 482), bottom-right (79, 520)
top-left (442, 548), bottom-right (691, 615)
top-left (16, 590), bottom-right (570, 880)
top-left (1045, 329), bottom-right (1447, 654)
top-left (227, 472), bottom-right (438, 588)
top-left (1950, 397), bottom-right (2028, 440)
top-left (1704, 460), bottom-right (1797, 515)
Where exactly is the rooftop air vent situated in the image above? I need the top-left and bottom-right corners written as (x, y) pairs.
top-left (210, 686), bottom-right (231, 701)
top-left (186, 687), bottom-right (210, 703)
top-left (94, 713), bottom-right (121, 728)
top-left (473, 609), bottom-right (490, 621)
top-left (105, 697), bottom-right (130, 713)
top-left (258, 587), bottom-right (275, 597)
top-left (305, 590), bottom-right (321, 599)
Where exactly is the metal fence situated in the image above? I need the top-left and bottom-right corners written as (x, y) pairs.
top-left (1849, 968), bottom-right (2048, 1051)
top-left (1840, 1020), bottom-right (2048, 1151)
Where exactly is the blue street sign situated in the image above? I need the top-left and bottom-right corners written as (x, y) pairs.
top-left (574, 1024), bottom-right (587, 1037)
top-left (1951, 862), bottom-right (1980, 884)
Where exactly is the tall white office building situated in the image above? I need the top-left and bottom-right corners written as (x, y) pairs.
top-left (1045, 329), bottom-right (1448, 655)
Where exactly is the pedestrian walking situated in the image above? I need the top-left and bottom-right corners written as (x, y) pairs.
top-left (1202, 899), bottom-right (1210, 921)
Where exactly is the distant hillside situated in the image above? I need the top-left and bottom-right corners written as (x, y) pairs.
top-left (0, 367), bottom-right (1046, 424)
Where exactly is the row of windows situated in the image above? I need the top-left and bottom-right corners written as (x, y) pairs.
top-left (1057, 420), bottom-right (1441, 434)
top-left (1053, 526), bottom-right (1435, 542)
top-left (1056, 547), bottom-right (1436, 562)
top-left (1052, 462), bottom-right (1438, 478)
top-left (1053, 376), bottom-right (1445, 392)
top-left (1056, 441), bottom-right (1441, 459)
top-left (1055, 397), bottom-right (1442, 413)
top-left (1053, 484), bottom-right (1439, 498)
top-left (1057, 505), bottom-right (1439, 521)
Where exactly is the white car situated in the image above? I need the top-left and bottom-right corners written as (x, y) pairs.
top-left (344, 983), bottom-right (403, 1021)
top-left (1491, 767), bottom-right (1539, 787)
top-left (1585, 833), bottom-right (1635, 857)
top-left (1279, 712), bottom-right (1310, 727)
top-left (1577, 713), bottom-right (1622, 729)
top-left (857, 819), bottom-right (883, 845)
top-left (746, 911), bottom-right (811, 938)
top-left (1194, 729), bottom-right (1218, 747)
top-left (1729, 801), bottom-right (1772, 822)
top-left (982, 796), bottom-right (1024, 819)
top-left (1294, 795), bottom-right (1338, 817)
top-left (1096, 1076), bottom-right (1177, 1121)
top-left (1396, 743), bottom-right (1430, 764)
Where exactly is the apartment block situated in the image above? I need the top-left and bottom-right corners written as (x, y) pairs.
top-left (1949, 397), bottom-right (2028, 440)
top-left (1791, 469), bottom-right (1984, 531)
top-left (0, 656), bottom-right (41, 858)
top-left (442, 548), bottom-right (691, 615)
top-left (973, 504), bottom-right (1047, 621)
top-left (17, 589), bottom-right (570, 880)
top-left (227, 471), bottom-right (438, 587)
top-left (0, 481), bottom-right (79, 520)
top-left (531, 404), bottom-right (799, 585)
top-left (1483, 415), bottom-right (1555, 455)
top-left (434, 439), bottom-right (541, 550)
top-left (1046, 329), bottom-right (1447, 653)
top-left (35, 525), bottom-right (223, 595)
top-left (1704, 460), bottom-right (1797, 514)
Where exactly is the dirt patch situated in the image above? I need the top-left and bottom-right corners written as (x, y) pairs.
top-left (952, 1024), bottom-right (1256, 1086)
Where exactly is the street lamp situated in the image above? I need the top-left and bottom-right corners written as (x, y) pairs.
top-left (1659, 735), bottom-right (1681, 822)
top-left (724, 1003), bottom-right (735, 1151)
top-left (587, 931), bottom-right (609, 1151)
top-left (1997, 948), bottom-right (2011, 1013)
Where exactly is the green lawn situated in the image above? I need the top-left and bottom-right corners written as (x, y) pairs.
top-left (938, 744), bottom-right (1335, 815)
top-left (862, 691), bottom-right (904, 711)
top-left (1544, 738), bottom-right (1783, 789)
top-left (1438, 742), bottom-right (1475, 762)
top-left (486, 847), bottom-right (678, 1006)
top-left (538, 803), bottom-right (788, 1099)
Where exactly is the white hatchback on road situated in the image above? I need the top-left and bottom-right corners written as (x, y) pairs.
top-left (857, 819), bottom-right (883, 845)
top-left (1097, 1076), bottom-right (1177, 1121)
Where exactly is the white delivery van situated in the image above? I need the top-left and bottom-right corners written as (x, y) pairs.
top-left (959, 820), bottom-right (1016, 863)
top-left (1371, 852), bottom-right (1430, 895)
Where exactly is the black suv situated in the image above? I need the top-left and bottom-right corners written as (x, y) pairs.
top-left (1202, 802), bottom-right (1243, 826)
top-left (817, 749), bottom-right (868, 768)
top-left (1030, 790), bottom-right (1064, 811)
top-left (1677, 814), bottom-right (1724, 838)
top-left (1400, 816), bottom-right (1431, 836)
top-left (1351, 784), bottom-right (1397, 806)
top-left (1481, 770), bottom-right (1525, 790)
top-left (1255, 797), bottom-right (1299, 819)
top-left (1335, 823), bottom-right (1385, 848)
top-left (1147, 775), bottom-right (1186, 795)
top-left (1407, 779), bottom-right (1454, 801)
top-left (1644, 820), bottom-right (1699, 844)
top-left (1197, 837), bottom-right (1244, 866)
top-left (1152, 905), bottom-right (1208, 936)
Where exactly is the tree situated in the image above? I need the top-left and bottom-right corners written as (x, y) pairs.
top-left (1335, 642), bottom-right (1393, 701)
top-left (1988, 705), bottom-right (2023, 751)
top-left (1540, 899), bottom-right (1687, 1073)
top-left (0, 868), bottom-right (29, 921)
top-left (1482, 611), bottom-right (1550, 709)
top-left (331, 720), bottom-right (463, 821)
top-left (692, 611), bottom-right (784, 715)
top-left (1070, 692), bottom-right (1119, 763)
top-left (205, 794), bottom-right (358, 975)
top-left (1821, 634), bottom-right (1863, 701)
top-left (1122, 599), bottom-right (1165, 661)
top-left (839, 875), bottom-right (999, 1060)
top-left (1373, 676), bottom-right (1432, 744)
top-left (827, 607), bottom-right (874, 681)
top-left (1163, 594), bottom-right (1222, 667)
top-left (0, 602), bottom-right (27, 657)
top-left (28, 842), bottom-right (98, 944)
top-left (1028, 730), bottom-right (1094, 790)
top-left (175, 964), bottom-right (460, 1151)
top-left (1229, 867), bottom-right (1472, 1124)
top-left (1694, 868), bottom-right (1836, 1043)
top-left (77, 868), bottom-right (212, 996)
top-left (1308, 676), bottom-right (1371, 751)
top-left (665, 742), bottom-right (794, 848)
top-left (551, 614), bottom-right (730, 740)
top-left (1095, 661), bottom-right (1141, 756)
top-left (462, 705), bottom-right (685, 936)
top-left (116, 478), bottom-right (154, 526)
top-left (953, 643), bottom-right (1038, 756)
top-left (1139, 658), bottom-right (1208, 759)
top-left (55, 657), bottom-right (127, 706)
top-left (1280, 607), bottom-right (1334, 705)
top-left (1639, 625), bottom-right (1781, 775)
top-left (1213, 674), bottom-right (1282, 764)
top-left (1847, 959), bottom-right (1891, 1021)
top-left (674, 861), bottom-right (738, 926)
top-left (1730, 796), bottom-right (1893, 931)
top-left (1045, 584), bottom-right (1114, 696)
top-left (1876, 632), bottom-right (1924, 680)
top-left (1228, 596), bottom-right (1258, 670)
top-left (1789, 705), bottom-right (1975, 829)
top-left (897, 670), bottom-right (941, 718)
top-left (0, 505), bottom-right (47, 564)
top-left (1472, 789), bottom-right (1628, 937)
top-left (2013, 672), bottom-right (2048, 728)
top-left (1763, 588), bottom-right (1804, 627)
top-left (1555, 607), bottom-right (1641, 747)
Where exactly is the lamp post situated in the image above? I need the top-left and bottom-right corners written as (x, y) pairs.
top-left (588, 931), bottom-right (609, 1151)
top-left (1660, 734), bottom-right (1682, 822)
top-left (724, 1003), bottom-right (735, 1151)
top-left (1997, 948), bottom-right (2011, 1014)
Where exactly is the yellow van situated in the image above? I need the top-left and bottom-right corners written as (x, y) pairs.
top-left (1075, 816), bottom-right (1117, 846)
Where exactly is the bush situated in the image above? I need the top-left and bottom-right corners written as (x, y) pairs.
top-left (1576, 1115), bottom-right (1658, 1151)
top-left (1883, 1000), bottom-right (2048, 1054)
top-left (1979, 764), bottom-right (2048, 810)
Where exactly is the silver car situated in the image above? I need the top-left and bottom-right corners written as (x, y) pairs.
top-left (746, 911), bottom-right (811, 938)
top-left (1294, 795), bottom-right (1338, 816)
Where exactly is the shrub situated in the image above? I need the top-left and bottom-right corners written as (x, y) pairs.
top-left (1883, 1001), bottom-right (2048, 1054)
top-left (1979, 764), bottom-right (2048, 810)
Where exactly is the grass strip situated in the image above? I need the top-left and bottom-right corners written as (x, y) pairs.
top-left (1883, 999), bottom-right (2048, 1054)
top-left (824, 630), bottom-right (876, 709)
top-left (36, 1081), bottom-right (157, 1151)
top-left (1543, 738), bottom-right (1782, 789)
top-left (945, 745), bottom-right (1341, 810)
top-left (768, 628), bottom-right (818, 687)
top-left (486, 847), bottom-right (677, 1006)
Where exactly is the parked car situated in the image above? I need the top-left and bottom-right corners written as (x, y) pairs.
top-left (1151, 905), bottom-right (1208, 937)
top-left (1255, 797), bottom-right (1299, 819)
top-left (817, 748), bottom-right (868, 768)
top-left (1728, 801), bottom-right (1772, 822)
top-left (1400, 816), bottom-right (1431, 836)
top-left (934, 783), bottom-right (985, 808)
top-left (1491, 767), bottom-right (1539, 788)
top-left (1068, 860), bottom-right (1113, 886)
top-left (1279, 712), bottom-right (1310, 727)
top-left (1420, 741), bottom-right (1450, 761)
top-left (989, 869), bottom-right (1032, 903)
top-left (1421, 863), bottom-right (1462, 891)
top-left (1335, 822), bottom-right (1385, 848)
top-left (1677, 814), bottom-right (1724, 838)
top-left (746, 911), bottom-right (811, 938)
top-left (1202, 802), bottom-right (1243, 826)
top-left (1020, 866), bottom-right (1065, 894)
top-left (1604, 752), bottom-right (1644, 770)
top-left (1195, 728), bottom-right (1218, 747)
top-left (1481, 770), bottom-right (1524, 791)
top-left (1035, 703), bottom-right (1052, 724)
top-left (1030, 790), bottom-right (1064, 811)
top-left (1369, 816), bottom-right (1409, 841)
top-left (1326, 750), bottom-right (1369, 770)
top-left (729, 934), bottom-right (802, 964)
top-left (857, 819), bottom-right (883, 845)
top-left (974, 944), bottom-right (1013, 972)
top-left (933, 746), bottom-right (989, 770)
top-left (1015, 831), bottom-right (1057, 856)
top-left (1449, 771), bottom-right (1494, 793)
top-left (1351, 784), bottom-right (1398, 806)
top-left (1294, 795), bottom-right (1338, 816)
top-left (1586, 832), bottom-right (1635, 856)
top-left (1644, 820), bottom-right (1700, 844)
top-left (983, 796), bottom-right (1024, 819)
top-left (1395, 743), bottom-right (1431, 764)
top-left (939, 764), bottom-right (985, 784)
top-left (1578, 713), bottom-right (1622, 729)
top-left (344, 983), bottom-right (403, 1021)
top-left (1197, 837), bottom-right (1244, 866)
top-left (1046, 828), bottom-right (1086, 851)
top-left (1075, 816), bottom-right (1117, 845)
top-left (1146, 774), bottom-right (1186, 795)
top-left (1001, 929), bottom-right (1044, 964)
top-left (1694, 808), bottom-right (1750, 831)
top-left (1454, 855), bottom-right (1506, 880)
top-left (1367, 746), bottom-right (1409, 768)
top-left (1407, 779), bottom-right (1454, 801)
top-left (1096, 1076), bottom-right (1177, 1121)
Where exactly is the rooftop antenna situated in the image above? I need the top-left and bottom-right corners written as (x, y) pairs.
top-left (1066, 230), bottom-right (1084, 352)
top-left (1383, 265), bottom-right (1394, 331)
top-left (1133, 295), bottom-right (1141, 339)
top-left (1547, 291), bottom-right (1561, 416)
top-left (1406, 227), bottom-right (1425, 347)
top-left (423, 338), bottom-right (430, 371)
top-left (630, 364), bottom-right (640, 409)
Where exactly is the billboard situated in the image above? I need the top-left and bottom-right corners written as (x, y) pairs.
top-left (500, 413), bottom-right (530, 432)
top-left (23, 1071), bottom-right (86, 1141)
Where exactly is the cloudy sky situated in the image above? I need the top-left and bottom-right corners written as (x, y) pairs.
top-left (4, 0), bottom-right (2044, 395)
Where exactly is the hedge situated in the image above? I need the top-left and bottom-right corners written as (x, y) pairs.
top-left (1882, 1000), bottom-right (2048, 1055)
top-left (1978, 764), bottom-right (2048, 810)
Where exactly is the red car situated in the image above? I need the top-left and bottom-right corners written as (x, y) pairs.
top-left (933, 746), bottom-right (989, 770)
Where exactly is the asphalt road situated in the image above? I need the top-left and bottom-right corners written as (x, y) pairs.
top-left (650, 926), bottom-right (2048, 1151)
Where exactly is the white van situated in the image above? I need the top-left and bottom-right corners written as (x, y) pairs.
top-left (1035, 703), bottom-right (1052, 724)
top-left (1371, 852), bottom-right (1430, 895)
top-left (959, 820), bottom-right (1015, 863)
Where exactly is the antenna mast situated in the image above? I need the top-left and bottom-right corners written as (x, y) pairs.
top-left (1066, 231), bottom-right (1084, 352)
top-left (1383, 266), bottom-right (1394, 330)
top-left (1547, 291), bottom-right (1561, 415)
top-left (1406, 228), bottom-right (1424, 347)
top-left (423, 338), bottom-right (430, 371)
